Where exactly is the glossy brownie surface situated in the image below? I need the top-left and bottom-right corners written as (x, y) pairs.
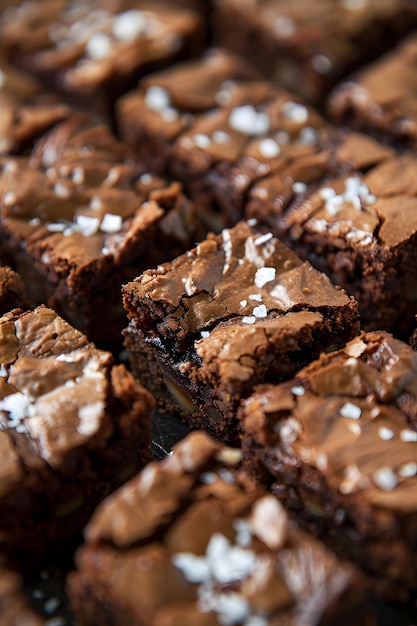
top-left (240, 331), bottom-right (417, 598)
top-left (69, 431), bottom-right (370, 626)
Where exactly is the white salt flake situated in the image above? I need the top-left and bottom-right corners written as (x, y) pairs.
top-left (47, 223), bottom-right (66, 233)
top-left (199, 471), bottom-right (217, 484)
top-left (242, 316), bottom-right (256, 325)
top-left (139, 172), bottom-right (153, 184)
top-left (216, 592), bottom-right (250, 625)
top-left (254, 232), bottom-right (273, 246)
top-left (240, 300), bottom-right (247, 307)
top-left (320, 187), bottom-right (336, 201)
top-left (172, 552), bottom-right (211, 583)
top-left (270, 283), bottom-right (292, 308)
top-left (298, 126), bottom-right (318, 145)
top-left (248, 293), bottom-right (262, 302)
top-left (339, 464), bottom-right (363, 494)
top-left (206, 533), bottom-right (257, 584)
top-left (282, 101), bottom-right (309, 123)
top-left (3, 191), bottom-right (17, 206)
top-left (112, 9), bottom-right (147, 41)
top-left (254, 266), bottom-right (276, 288)
top-left (53, 182), bottom-right (71, 198)
top-left (72, 166), bottom-right (85, 184)
top-left (193, 133), bottom-right (211, 148)
top-left (161, 107), bottom-right (179, 122)
top-left (292, 181), bottom-right (307, 193)
top-left (373, 467), bottom-right (398, 492)
top-left (258, 138), bottom-right (281, 159)
top-left (348, 422), bottom-right (361, 435)
top-left (398, 462), bottom-right (417, 478)
top-left (43, 597), bottom-right (60, 614)
top-left (85, 32), bottom-right (112, 59)
top-left (251, 496), bottom-right (287, 550)
top-left (200, 330), bottom-right (210, 339)
top-left (100, 213), bottom-right (123, 233)
top-left (253, 304), bottom-right (267, 318)
top-left (340, 401), bottom-right (361, 420)
top-left (291, 385), bottom-right (305, 396)
top-left (400, 429), bottom-right (417, 442)
top-left (76, 215), bottom-right (100, 236)
top-left (233, 518), bottom-right (252, 547)
top-left (378, 426), bottom-right (395, 441)
top-left (144, 85), bottom-right (171, 112)
top-left (212, 130), bottom-right (231, 144)
top-left (0, 393), bottom-right (29, 422)
top-left (229, 105), bottom-right (270, 136)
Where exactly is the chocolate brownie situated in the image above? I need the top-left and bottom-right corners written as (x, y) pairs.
top-left (0, 58), bottom-right (70, 156)
top-left (116, 48), bottom-right (259, 176)
top-left (0, 115), bottom-right (200, 346)
top-left (123, 220), bottom-right (360, 444)
top-left (0, 0), bottom-right (202, 115)
top-left (119, 56), bottom-right (329, 230)
top-left (246, 132), bottom-right (417, 337)
top-left (0, 306), bottom-right (153, 570)
top-left (0, 567), bottom-right (43, 626)
top-left (240, 331), bottom-right (417, 599)
top-left (0, 265), bottom-right (32, 315)
top-left (328, 32), bottom-right (417, 150)
top-left (213, 0), bottom-right (417, 104)
top-left (68, 431), bottom-right (371, 626)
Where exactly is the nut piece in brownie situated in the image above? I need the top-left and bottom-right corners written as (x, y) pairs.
top-left (0, 306), bottom-right (153, 569)
top-left (240, 331), bottom-right (417, 599)
top-left (0, 116), bottom-right (200, 346)
top-left (328, 33), bottom-right (417, 150)
top-left (213, 0), bottom-right (417, 104)
top-left (0, 58), bottom-right (71, 156)
top-left (123, 220), bottom-right (359, 443)
top-left (246, 132), bottom-right (417, 337)
top-left (117, 50), bottom-right (330, 230)
top-left (0, 265), bottom-right (32, 316)
top-left (0, 567), bottom-right (43, 626)
top-left (68, 431), bottom-right (371, 626)
top-left (0, 0), bottom-right (202, 114)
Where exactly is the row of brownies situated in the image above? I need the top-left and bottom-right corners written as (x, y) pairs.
top-left (0, 0), bottom-right (417, 624)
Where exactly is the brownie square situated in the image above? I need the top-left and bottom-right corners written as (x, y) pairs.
top-left (116, 48), bottom-right (259, 176)
top-left (0, 265), bottom-right (32, 315)
top-left (0, 1), bottom-right (203, 114)
top-left (240, 331), bottom-right (417, 599)
top-left (123, 220), bottom-right (359, 443)
top-left (328, 32), bottom-right (417, 150)
top-left (0, 116), bottom-right (201, 346)
top-left (0, 58), bottom-right (71, 156)
top-left (68, 431), bottom-right (370, 626)
top-left (213, 0), bottom-right (417, 104)
top-left (117, 49), bottom-right (332, 230)
top-left (0, 567), bottom-right (42, 626)
top-left (245, 135), bottom-right (417, 337)
top-left (0, 306), bottom-right (153, 569)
